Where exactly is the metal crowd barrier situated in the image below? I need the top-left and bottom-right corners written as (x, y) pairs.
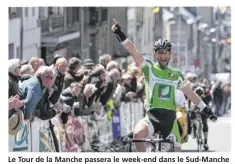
top-left (8, 99), bottom-right (145, 152)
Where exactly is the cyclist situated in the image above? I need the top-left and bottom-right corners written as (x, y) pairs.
top-left (189, 86), bottom-right (216, 151)
top-left (111, 19), bottom-right (217, 152)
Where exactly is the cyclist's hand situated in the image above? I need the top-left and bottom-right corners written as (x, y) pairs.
top-left (111, 19), bottom-right (122, 35)
top-left (201, 106), bottom-right (217, 122)
top-left (111, 19), bottom-right (118, 33)
top-left (209, 114), bottom-right (217, 122)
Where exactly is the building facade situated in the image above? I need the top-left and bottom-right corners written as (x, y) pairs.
top-left (40, 7), bottom-right (81, 64)
top-left (8, 7), bottom-right (41, 60)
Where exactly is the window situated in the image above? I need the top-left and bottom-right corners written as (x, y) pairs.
top-left (25, 7), bottom-right (28, 17)
top-left (66, 7), bottom-right (73, 25)
top-left (89, 34), bottom-right (96, 62)
top-left (185, 7), bottom-right (197, 16)
top-left (58, 7), bottom-right (63, 15)
top-left (9, 7), bottom-right (17, 18)
top-left (89, 7), bottom-right (98, 25)
top-left (101, 8), bottom-right (107, 22)
top-left (72, 7), bottom-right (79, 22)
top-left (52, 7), bottom-right (58, 14)
top-left (32, 7), bottom-right (35, 16)
top-left (9, 44), bottom-right (14, 59)
top-left (16, 47), bottom-right (20, 58)
top-left (39, 7), bottom-right (45, 18)
top-left (48, 7), bottom-right (53, 15)
top-left (9, 7), bottom-right (17, 14)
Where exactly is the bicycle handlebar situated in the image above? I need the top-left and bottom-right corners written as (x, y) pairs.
top-left (124, 138), bottom-right (174, 144)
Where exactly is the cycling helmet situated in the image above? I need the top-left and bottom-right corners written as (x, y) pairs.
top-left (153, 39), bottom-right (172, 52)
top-left (194, 86), bottom-right (205, 97)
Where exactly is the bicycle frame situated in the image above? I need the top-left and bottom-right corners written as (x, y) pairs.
top-left (196, 111), bottom-right (203, 152)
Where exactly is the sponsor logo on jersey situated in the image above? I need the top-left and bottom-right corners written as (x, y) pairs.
top-left (158, 84), bottom-right (171, 100)
top-left (151, 76), bottom-right (178, 86)
top-left (168, 72), bottom-right (177, 78)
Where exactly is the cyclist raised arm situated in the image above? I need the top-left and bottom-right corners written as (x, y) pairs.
top-left (111, 19), bottom-right (144, 67)
top-left (111, 19), bottom-right (217, 152)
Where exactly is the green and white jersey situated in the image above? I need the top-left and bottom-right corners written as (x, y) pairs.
top-left (141, 58), bottom-right (184, 111)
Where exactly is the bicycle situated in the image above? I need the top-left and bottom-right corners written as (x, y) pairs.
top-left (194, 108), bottom-right (204, 152)
top-left (121, 132), bottom-right (175, 152)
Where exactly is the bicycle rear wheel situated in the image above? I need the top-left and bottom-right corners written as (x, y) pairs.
top-left (196, 123), bottom-right (203, 152)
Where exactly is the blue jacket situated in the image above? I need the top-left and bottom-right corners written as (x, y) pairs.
top-left (19, 76), bottom-right (44, 120)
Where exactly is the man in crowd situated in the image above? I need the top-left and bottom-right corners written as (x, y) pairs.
top-left (49, 58), bottom-right (68, 105)
top-left (8, 59), bottom-right (24, 117)
top-left (64, 57), bottom-right (82, 89)
top-left (19, 66), bottom-right (54, 120)
top-left (29, 57), bottom-right (40, 73)
top-left (99, 54), bottom-right (112, 69)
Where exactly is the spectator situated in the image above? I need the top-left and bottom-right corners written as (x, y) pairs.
top-left (19, 66), bottom-right (54, 120)
top-left (89, 66), bottom-right (106, 94)
top-left (83, 59), bottom-right (95, 71)
top-left (20, 64), bottom-right (34, 82)
top-left (64, 57), bottom-right (82, 89)
top-left (39, 58), bottom-right (46, 66)
top-left (212, 81), bottom-right (223, 116)
top-left (9, 59), bottom-right (21, 98)
top-left (51, 54), bottom-right (64, 67)
top-left (49, 58), bottom-right (68, 105)
top-left (8, 59), bottom-right (24, 116)
top-left (21, 60), bottom-right (29, 65)
top-left (106, 61), bottom-right (118, 71)
top-left (35, 89), bottom-right (61, 121)
top-left (83, 84), bottom-right (98, 108)
top-left (113, 78), bottom-right (124, 108)
top-left (99, 69), bottom-right (120, 106)
top-left (60, 82), bottom-right (94, 124)
top-left (128, 65), bottom-right (138, 93)
top-left (29, 57), bottom-right (40, 73)
top-left (99, 54), bottom-right (112, 69)
top-left (75, 59), bottom-right (95, 84)
top-left (83, 66), bottom-right (106, 108)
top-left (33, 73), bottom-right (61, 152)
top-left (60, 82), bottom-right (96, 124)
top-left (221, 83), bottom-right (231, 115)
top-left (120, 73), bottom-right (136, 102)
top-left (136, 75), bottom-right (145, 100)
